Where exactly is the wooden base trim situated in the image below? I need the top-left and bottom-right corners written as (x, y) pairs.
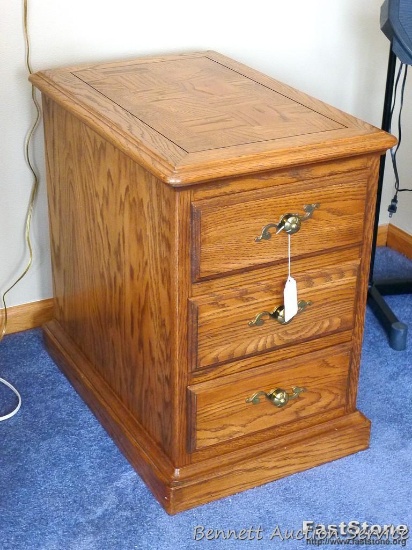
top-left (377, 224), bottom-right (388, 247)
top-left (43, 320), bottom-right (178, 506)
top-left (377, 223), bottom-right (412, 258)
top-left (387, 224), bottom-right (412, 260)
top-left (43, 318), bottom-right (370, 515)
top-left (171, 411), bottom-right (370, 513)
top-left (1, 298), bottom-right (53, 335)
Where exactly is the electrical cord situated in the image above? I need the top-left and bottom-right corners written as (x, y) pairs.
top-left (387, 61), bottom-right (411, 217)
top-left (0, 378), bottom-right (22, 421)
top-left (0, 0), bottom-right (41, 421)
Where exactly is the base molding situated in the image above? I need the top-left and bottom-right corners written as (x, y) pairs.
top-left (377, 224), bottom-right (389, 246)
top-left (377, 223), bottom-right (412, 259)
top-left (170, 411), bottom-right (370, 513)
top-left (386, 224), bottom-right (412, 260)
top-left (1, 298), bottom-right (53, 335)
top-left (43, 318), bottom-right (371, 514)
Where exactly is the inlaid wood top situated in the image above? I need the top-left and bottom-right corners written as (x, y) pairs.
top-left (30, 51), bottom-right (396, 185)
top-left (73, 57), bottom-right (342, 152)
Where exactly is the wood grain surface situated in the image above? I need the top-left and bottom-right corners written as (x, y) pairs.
top-left (169, 411), bottom-right (370, 513)
top-left (33, 51), bottom-right (393, 513)
top-left (2, 299), bottom-right (53, 334)
top-left (387, 223), bottom-right (412, 259)
top-left (189, 346), bottom-right (350, 449)
top-left (191, 171), bottom-right (367, 280)
top-left (73, 56), bottom-right (342, 153)
top-left (30, 51), bottom-right (396, 185)
top-left (346, 155), bottom-right (380, 411)
top-left (43, 97), bottom-right (185, 459)
top-left (191, 259), bottom-right (359, 369)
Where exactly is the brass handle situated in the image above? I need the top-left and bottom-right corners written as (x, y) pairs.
top-left (248, 299), bottom-right (312, 326)
top-left (246, 386), bottom-right (306, 407)
top-left (255, 203), bottom-right (320, 241)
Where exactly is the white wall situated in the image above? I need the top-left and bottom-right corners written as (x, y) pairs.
top-left (0, 0), bottom-right (405, 308)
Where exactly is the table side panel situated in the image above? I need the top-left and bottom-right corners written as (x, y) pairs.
top-left (43, 97), bottom-right (185, 458)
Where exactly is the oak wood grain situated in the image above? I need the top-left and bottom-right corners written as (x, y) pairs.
top-left (346, 155), bottom-right (381, 411)
top-left (191, 171), bottom-right (368, 280)
top-left (169, 411), bottom-right (370, 513)
top-left (30, 51), bottom-right (396, 185)
top-left (191, 260), bottom-right (359, 369)
top-left (387, 223), bottom-right (412, 259)
top-left (189, 346), bottom-right (350, 450)
top-left (33, 51), bottom-right (394, 514)
top-left (191, 246), bottom-right (360, 297)
top-left (191, 155), bottom-right (372, 201)
top-left (73, 56), bottom-right (342, 153)
top-left (42, 318), bottom-right (372, 514)
top-left (2, 298), bottom-right (53, 334)
top-left (43, 320), bottom-right (178, 501)
top-left (189, 331), bottom-right (352, 387)
top-left (377, 224), bottom-right (389, 247)
top-left (43, 97), bottom-right (186, 460)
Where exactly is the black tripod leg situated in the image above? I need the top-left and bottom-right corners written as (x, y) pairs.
top-left (367, 46), bottom-right (409, 351)
top-left (368, 285), bottom-right (408, 350)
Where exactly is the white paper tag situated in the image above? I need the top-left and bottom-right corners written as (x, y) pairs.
top-left (283, 276), bottom-right (298, 323)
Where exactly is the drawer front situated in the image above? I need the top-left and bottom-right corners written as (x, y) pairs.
top-left (190, 259), bottom-right (359, 370)
top-left (191, 171), bottom-right (368, 281)
top-left (188, 347), bottom-right (350, 450)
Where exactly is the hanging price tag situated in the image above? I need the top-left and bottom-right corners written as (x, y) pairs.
top-left (283, 234), bottom-right (298, 323)
top-left (284, 276), bottom-right (298, 322)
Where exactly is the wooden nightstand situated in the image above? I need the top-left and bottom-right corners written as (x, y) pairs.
top-left (30, 51), bottom-right (395, 514)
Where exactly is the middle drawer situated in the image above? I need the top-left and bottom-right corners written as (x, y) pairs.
top-left (189, 256), bottom-right (359, 371)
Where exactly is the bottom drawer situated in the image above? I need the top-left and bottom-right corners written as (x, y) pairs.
top-left (188, 345), bottom-right (350, 450)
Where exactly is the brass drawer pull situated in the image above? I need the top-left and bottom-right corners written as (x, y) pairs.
top-left (246, 386), bottom-right (306, 407)
top-left (255, 203), bottom-right (320, 241)
top-left (248, 299), bottom-right (312, 327)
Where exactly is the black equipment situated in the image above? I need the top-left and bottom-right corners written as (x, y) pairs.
top-left (368, 0), bottom-right (412, 350)
top-left (381, 0), bottom-right (412, 64)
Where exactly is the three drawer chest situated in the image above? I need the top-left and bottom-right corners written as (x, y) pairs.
top-left (30, 51), bottom-right (395, 513)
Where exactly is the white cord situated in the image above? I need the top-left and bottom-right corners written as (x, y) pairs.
top-left (0, 377), bottom-right (22, 421)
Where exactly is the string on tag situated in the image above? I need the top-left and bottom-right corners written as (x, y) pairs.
top-left (288, 233), bottom-right (291, 278)
top-left (283, 233), bottom-right (298, 323)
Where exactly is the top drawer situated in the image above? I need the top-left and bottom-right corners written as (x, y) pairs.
top-left (191, 170), bottom-right (368, 281)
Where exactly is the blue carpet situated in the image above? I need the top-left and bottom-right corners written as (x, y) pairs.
top-left (0, 247), bottom-right (411, 550)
